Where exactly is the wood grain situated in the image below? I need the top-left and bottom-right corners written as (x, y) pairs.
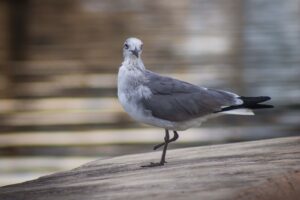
top-left (0, 136), bottom-right (299, 200)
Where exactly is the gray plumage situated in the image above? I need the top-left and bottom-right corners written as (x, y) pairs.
top-left (142, 70), bottom-right (237, 122)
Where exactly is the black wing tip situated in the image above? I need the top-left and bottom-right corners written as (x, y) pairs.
top-left (239, 96), bottom-right (271, 103)
top-left (261, 96), bottom-right (271, 101)
top-left (217, 96), bottom-right (274, 113)
top-left (239, 96), bottom-right (274, 109)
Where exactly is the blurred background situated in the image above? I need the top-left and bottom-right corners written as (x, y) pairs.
top-left (0, 0), bottom-right (299, 186)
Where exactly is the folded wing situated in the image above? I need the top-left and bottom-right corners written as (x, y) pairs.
top-left (141, 70), bottom-right (239, 122)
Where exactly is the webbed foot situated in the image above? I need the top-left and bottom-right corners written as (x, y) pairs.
top-left (141, 161), bottom-right (166, 168)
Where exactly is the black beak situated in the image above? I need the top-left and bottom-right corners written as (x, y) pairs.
top-left (131, 48), bottom-right (139, 58)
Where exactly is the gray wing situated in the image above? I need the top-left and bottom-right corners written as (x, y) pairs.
top-left (141, 70), bottom-right (238, 122)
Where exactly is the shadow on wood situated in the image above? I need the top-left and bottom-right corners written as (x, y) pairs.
top-left (0, 136), bottom-right (299, 200)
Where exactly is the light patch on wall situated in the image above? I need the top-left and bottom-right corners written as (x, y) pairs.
top-left (175, 36), bottom-right (230, 56)
top-left (81, 0), bottom-right (142, 12)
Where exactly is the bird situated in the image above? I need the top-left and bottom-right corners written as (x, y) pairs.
top-left (117, 37), bottom-right (273, 167)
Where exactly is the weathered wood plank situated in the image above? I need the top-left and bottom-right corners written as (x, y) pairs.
top-left (0, 136), bottom-right (299, 200)
top-left (0, 157), bottom-right (96, 187)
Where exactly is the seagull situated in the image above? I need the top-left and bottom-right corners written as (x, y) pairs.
top-left (117, 37), bottom-right (273, 167)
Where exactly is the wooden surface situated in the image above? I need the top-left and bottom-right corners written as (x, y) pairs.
top-left (0, 136), bottom-right (299, 200)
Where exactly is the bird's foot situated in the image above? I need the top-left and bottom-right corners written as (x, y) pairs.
top-left (141, 161), bottom-right (166, 168)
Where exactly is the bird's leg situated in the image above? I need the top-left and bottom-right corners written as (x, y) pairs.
top-left (141, 129), bottom-right (170, 167)
top-left (153, 130), bottom-right (179, 150)
top-left (159, 129), bottom-right (170, 164)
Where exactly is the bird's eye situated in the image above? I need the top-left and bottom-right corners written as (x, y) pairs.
top-left (124, 44), bottom-right (129, 49)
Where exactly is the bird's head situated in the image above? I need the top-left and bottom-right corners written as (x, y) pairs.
top-left (123, 37), bottom-right (143, 59)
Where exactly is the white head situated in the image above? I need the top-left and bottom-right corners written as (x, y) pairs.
top-left (123, 37), bottom-right (143, 60)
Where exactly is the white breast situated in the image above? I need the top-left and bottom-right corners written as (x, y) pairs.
top-left (118, 65), bottom-right (177, 129)
top-left (118, 66), bottom-right (148, 121)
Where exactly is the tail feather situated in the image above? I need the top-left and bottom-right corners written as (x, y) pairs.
top-left (221, 108), bottom-right (254, 115)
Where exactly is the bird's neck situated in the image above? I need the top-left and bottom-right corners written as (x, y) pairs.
top-left (122, 57), bottom-right (145, 70)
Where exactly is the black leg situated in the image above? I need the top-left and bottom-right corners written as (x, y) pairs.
top-left (142, 129), bottom-right (178, 168)
top-left (159, 129), bottom-right (170, 165)
top-left (153, 130), bottom-right (179, 150)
